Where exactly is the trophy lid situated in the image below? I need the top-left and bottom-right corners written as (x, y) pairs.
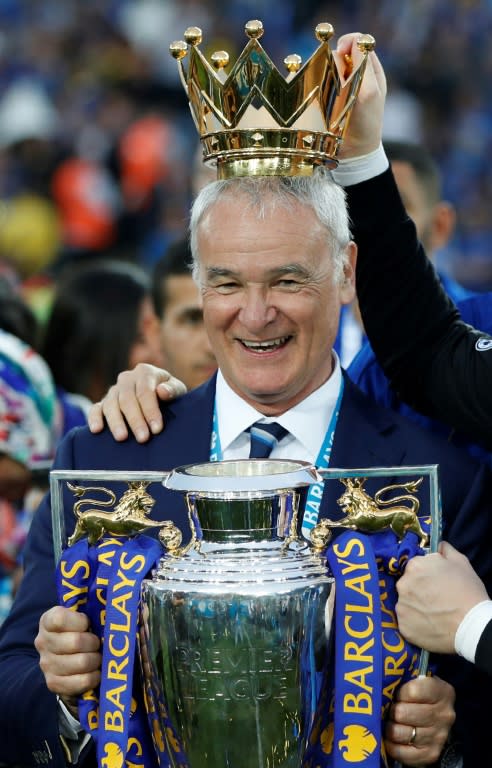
top-left (164, 459), bottom-right (320, 493)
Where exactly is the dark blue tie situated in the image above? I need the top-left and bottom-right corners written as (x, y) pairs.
top-left (248, 421), bottom-right (289, 459)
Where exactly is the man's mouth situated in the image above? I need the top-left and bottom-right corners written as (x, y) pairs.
top-left (240, 335), bottom-right (291, 352)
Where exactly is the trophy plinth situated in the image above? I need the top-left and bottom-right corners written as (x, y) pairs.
top-left (141, 459), bottom-right (333, 768)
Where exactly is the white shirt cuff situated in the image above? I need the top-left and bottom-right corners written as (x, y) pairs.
top-left (330, 144), bottom-right (389, 187)
top-left (455, 599), bottom-right (492, 663)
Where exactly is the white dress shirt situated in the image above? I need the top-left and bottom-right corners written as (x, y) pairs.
top-left (214, 353), bottom-right (343, 464)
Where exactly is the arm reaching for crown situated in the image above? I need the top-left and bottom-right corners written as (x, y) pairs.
top-left (335, 33), bottom-right (492, 448)
top-left (334, 32), bottom-right (386, 159)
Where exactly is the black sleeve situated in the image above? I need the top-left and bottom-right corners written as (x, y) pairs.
top-left (349, 167), bottom-right (492, 449)
top-left (475, 618), bottom-right (492, 678)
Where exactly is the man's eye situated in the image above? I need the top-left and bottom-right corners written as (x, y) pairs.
top-left (214, 281), bottom-right (240, 293)
top-left (275, 279), bottom-right (301, 289)
top-left (182, 309), bottom-right (203, 326)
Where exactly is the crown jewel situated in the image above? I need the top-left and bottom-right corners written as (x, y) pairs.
top-left (170, 21), bottom-right (375, 179)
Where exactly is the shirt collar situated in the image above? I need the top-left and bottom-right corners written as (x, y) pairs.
top-left (215, 354), bottom-right (343, 462)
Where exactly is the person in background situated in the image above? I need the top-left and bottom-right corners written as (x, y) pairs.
top-left (41, 259), bottom-right (164, 406)
top-left (0, 275), bottom-right (40, 350)
top-left (152, 238), bottom-right (217, 390)
top-left (334, 138), bottom-right (472, 368)
top-left (97, 240), bottom-right (216, 443)
top-left (327, 32), bottom-right (492, 682)
top-left (0, 329), bottom-right (62, 624)
top-left (382, 139), bottom-right (472, 303)
top-left (348, 140), bottom-right (492, 463)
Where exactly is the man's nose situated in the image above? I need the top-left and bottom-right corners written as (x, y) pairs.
top-left (238, 288), bottom-right (277, 331)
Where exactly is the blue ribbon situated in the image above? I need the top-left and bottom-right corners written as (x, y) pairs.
top-left (327, 532), bottom-right (384, 767)
top-left (56, 515), bottom-right (429, 767)
top-left (304, 522), bottom-right (427, 767)
top-left (56, 534), bottom-right (166, 768)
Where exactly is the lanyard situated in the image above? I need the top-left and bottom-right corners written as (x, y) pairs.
top-left (209, 377), bottom-right (345, 539)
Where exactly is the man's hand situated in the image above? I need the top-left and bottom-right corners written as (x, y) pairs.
top-left (334, 32), bottom-right (387, 159)
top-left (88, 364), bottom-right (187, 443)
top-left (385, 675), bottom-right (456, 766)
top-left (35, 606), bottom-right (101, 716)
top-left (396, 541), bottom-right (489, 654)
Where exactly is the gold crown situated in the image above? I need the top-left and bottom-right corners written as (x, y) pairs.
top-left (170, 21), bottom-right (375, 179)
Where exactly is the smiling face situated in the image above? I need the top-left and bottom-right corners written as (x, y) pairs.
top-left (196, 193), bottom-right (356, 415)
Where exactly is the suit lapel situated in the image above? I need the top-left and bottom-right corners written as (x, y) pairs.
top-left (147, 376), bottom-right (217, 471)
top-left (135, 377), bottom-right (217, 528)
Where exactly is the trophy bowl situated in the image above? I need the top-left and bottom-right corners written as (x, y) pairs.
top-left (140, 459), bottom-right (334, 768)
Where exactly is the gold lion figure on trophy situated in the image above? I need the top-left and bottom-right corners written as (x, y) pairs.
top-left (67, 481), bottom-right (169, 546)
top-left (310, 477), bottom-right (428, 550)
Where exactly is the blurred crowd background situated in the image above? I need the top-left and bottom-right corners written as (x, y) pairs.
top-left (0, 0), bottom-right (492, 308)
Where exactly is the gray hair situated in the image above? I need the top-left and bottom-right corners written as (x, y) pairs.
top-left (189, 167), bottom-right (352, 285)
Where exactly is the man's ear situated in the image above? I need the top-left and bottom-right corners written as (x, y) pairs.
top-left (340, 240), bottom-right (357, 304)
top-left (429, 201), bottom-right (456, 252)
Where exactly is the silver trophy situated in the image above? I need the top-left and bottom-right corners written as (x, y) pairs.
top-left (50, 461), bottom-right (440, 768)
top-left (141, 459), bottom-right (333, 768)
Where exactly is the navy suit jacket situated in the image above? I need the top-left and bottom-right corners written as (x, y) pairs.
top-left (1, 374), bottom-right (491, 767)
